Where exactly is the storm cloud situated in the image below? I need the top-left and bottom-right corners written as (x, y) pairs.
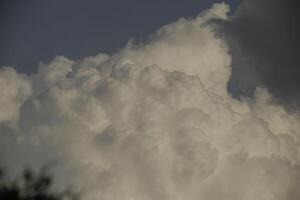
top-left (218, 0), bottom-right (300, 109)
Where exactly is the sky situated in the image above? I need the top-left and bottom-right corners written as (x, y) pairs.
top-left (1, 1), bottom-right (300, 200)
top-left (0, 0), bottom-right (239, 74)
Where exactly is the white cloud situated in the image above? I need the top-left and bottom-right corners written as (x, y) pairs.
top-left (1, 3), bottom-right (300, 200)
top-left (0, 67), bottom-right (31, 122)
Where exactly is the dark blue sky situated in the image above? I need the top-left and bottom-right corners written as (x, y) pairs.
top-left (0, 0), bottom-right (239, 74)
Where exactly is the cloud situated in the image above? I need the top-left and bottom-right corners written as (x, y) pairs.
top-left (1, 2), bottom-right (300, 200)
top-left (0, 67), bottom-right (31, 122)
top-left (217, 0), bottom-right (300, 109)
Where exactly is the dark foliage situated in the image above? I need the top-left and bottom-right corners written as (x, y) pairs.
top-left (0, 168), bottom-right (79, 200)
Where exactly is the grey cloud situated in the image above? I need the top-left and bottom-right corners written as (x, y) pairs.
top-left (217, 0), bottom-right (300, 109)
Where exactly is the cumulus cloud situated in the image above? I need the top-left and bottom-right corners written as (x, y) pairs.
top-left (1, 2), bottom-right (300, 200)
top-left (0, 67), bottom-right (31, 122)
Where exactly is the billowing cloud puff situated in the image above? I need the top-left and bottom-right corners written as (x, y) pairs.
top-left (1, 3), bottom-right (300, 200)
top-left (0, 67), bottom-right (31, 122)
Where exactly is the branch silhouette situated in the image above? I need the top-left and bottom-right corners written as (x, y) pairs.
top-left (0, 168), bottom-right (79, 200)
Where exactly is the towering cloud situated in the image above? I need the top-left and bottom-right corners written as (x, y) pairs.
top-left (1, 2), bottom-right (300, 200)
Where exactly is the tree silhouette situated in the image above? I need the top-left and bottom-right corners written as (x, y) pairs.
top-left (0, 168), bottom-right (79, 200)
